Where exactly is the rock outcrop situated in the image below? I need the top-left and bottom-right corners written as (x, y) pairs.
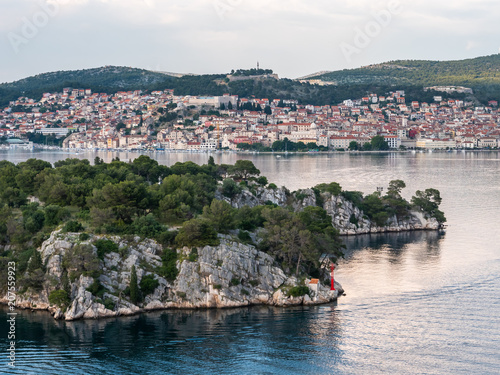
top-left (221, 186), bottom-right (440, 235)
top-left (215, 186), bottom-right (288, 208)
top-left (322, 193), bottom-right (439, 235)
top-left (1, 232), bottom-right (342, 320)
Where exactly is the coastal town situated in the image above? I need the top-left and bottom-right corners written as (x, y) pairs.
top-left (2, 86), bottom-right (500, 151)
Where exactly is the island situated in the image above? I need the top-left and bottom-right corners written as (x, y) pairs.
top-left (0, 157), bottom-right (446, 320)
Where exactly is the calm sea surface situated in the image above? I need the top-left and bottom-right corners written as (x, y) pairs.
top-left (1, 149), bottom-right (499, 374)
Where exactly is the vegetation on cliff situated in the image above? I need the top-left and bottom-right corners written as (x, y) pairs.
top-left (0, 157), bottom-right (444, 300)
top-left (322, 179), bottom-right (446, 228)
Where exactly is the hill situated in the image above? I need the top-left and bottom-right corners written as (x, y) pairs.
top-left (0, 66), bottom-right (176, 107)
top-left (0, 65), bottom-right (349, 107)
top-left (2, 55), bottom-right (500, 108)
top-left (312, 54), bottom-right (500, 88)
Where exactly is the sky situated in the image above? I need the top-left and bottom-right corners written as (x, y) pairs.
top-left (1, 0), bottom-right (500, 83)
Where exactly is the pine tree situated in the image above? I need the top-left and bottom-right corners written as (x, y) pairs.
top-left (129, 265), bottom-right (140, 304)
top-left (61, 269), bottom-right (71, 295)
top-left (28, 250), bottom-right (43, 273)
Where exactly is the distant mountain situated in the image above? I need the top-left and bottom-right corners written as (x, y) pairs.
top-left (311, 54), bottom-right (500, 87)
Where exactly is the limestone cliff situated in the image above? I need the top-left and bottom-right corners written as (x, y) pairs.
top-left (219, 186), bottom-right (440, 235)
top-left (1, 231), bottom-right (342, 320)
top-left (215, 185), bottom-right (288, 208)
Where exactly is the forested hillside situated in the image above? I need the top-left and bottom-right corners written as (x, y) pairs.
top-left (313, 54), bottom-right (500, 101)
top-left (2, 55), bottom-right (500, 108)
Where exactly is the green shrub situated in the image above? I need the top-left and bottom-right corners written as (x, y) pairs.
top-left (79, 233), bottom-right (90, 241)
top-left (130, 214), bottom-right (164, 238)
top-left (48, 289), bottom-right (70, 309)
top-left (32, 232), bottom-right (49, 248)
top-left (24, 210), bottom-right (45, 234)
top-left (156, 230), bottom-right (178, 247)
top-left (62, 244), bottom-right (100, 280)
top-left (103, 297), bottom-right (115, 311)
top-left (268, 183), bottom-right (277, 190)
top-left (372, 212), bottom-right (389, 227)
top-left (157, 248), bottom-right (178, 282)
top-left (77, 209), bottom-right (90, 221)
top-left (256, 176), bottom-right (268, 186)
top-left (213, 284), bottom-right (222, 290)
top-left (237, 230), bottom-right (252, 244)
top-left (287, 286), bottom-right (310, 297)
top-left (175, 219), bottom-right (219, 248)
top-left (201, 200), bottom-right (236, 234)
top-left (349, 214), bottom-right (359, 227)
top-left (221, 178), bottom-right (242, 199)
top-left (235, 205), bottom-right (265, 231)
top-left (118, 246), bottom-right (129, 258)
top-left (87, 278), bottom-right (105, 298)
top-left (230, 277), bottom-right (240, 286)
top-left (241, 288), bottom-right (249, 296)
top-left (315, 182), bottom-right (342, 196)
top-left (188, 249), bottom-right (198, 262)
top-left (312, 188), bottom-right (324, 207)
top-left (295, 192), bottom-right (307, 201)
top-left (44, 205), bottom-right (70, 226)
top-left (63, 220), bottom-right (83, 233)
top-left (140, 274), bottom-right (159, 296)
top-left (176, 291), bottom-right (186, 298)
top-left (341, 190), bottom-right (363, 208)
top-left (94, 239), bottom-right (119, 259)
top-left (248, 280), bottom-right (259, 287)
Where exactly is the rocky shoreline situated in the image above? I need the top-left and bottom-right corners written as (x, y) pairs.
top-left (1, 232), bottom-right (343, 321)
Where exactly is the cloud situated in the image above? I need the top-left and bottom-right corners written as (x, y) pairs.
top-left (1, 0), bottom-right (500, 82)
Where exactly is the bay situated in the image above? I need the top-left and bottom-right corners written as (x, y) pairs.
top-left (1, 150), bottom-right (499, 374)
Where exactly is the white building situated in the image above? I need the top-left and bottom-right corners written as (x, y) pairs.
top-left (188, 95), bottom-right (238, 108)
top-left (416, 138), bottom-right (456, 149)
top-left (384, 135), bottom-right (401, 149)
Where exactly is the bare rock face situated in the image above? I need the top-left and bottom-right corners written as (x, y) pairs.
top-left (3, 233), bottom-right (342, 320)
top-left (160, 239), bottom-right (290, 309)
top-left (216, 186), bottom-right (288, 209)
top-left (291, 189), bottom-right (317, 211)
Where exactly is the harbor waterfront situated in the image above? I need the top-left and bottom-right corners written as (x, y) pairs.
top-left (1, 150), bottom-right (500, 374)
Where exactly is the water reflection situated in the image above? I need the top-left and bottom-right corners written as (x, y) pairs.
top-left (342, 230), bottom-right (443, 265)
top-left (343, 230), bottom-right (441, 252)
top-left (0, 304), bottom-right (343, 374)
top-left (336, 231), bottom-right (445, 302)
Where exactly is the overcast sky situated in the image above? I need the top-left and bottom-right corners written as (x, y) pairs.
top-left (1, 0), bottom-right (499, 83)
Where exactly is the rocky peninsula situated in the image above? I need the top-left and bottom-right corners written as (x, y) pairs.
top-left (0, 157), bottom-right (445, 320)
